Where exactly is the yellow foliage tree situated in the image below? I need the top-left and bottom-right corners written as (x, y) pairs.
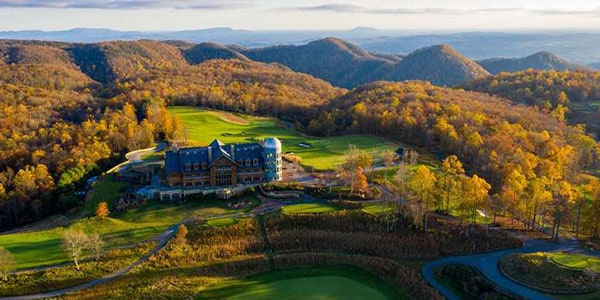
top-left (95, 202), bottom-right (109, 219)
top-left (352, 167), bottom-right (368, 196)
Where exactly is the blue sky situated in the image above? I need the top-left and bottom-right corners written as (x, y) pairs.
top-left (0, 0), bottom-right (599, 31)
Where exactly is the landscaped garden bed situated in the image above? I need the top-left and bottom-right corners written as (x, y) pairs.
top-left (435, 264), bottom-right (515, 300)
top-left (499, 252), bottom-right (600, 294)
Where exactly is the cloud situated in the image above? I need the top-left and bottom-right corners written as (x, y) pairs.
top-left (530, 8), bottom-right (600, 16)
top-left (287, 3), bottom-right (600, 16)
top-left (0, 0), bottom-right (250, 9)
top-left (291, 4), bottom-right (463, 15)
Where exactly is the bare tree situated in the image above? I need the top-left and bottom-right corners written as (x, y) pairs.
top-left (0, 247), bottom-right (15, 281)
top-left (408, 149), bottom-right (419, 164)
top-left (87, 233), bottom-right (105, 260)
top-left (62, 230), bottom-right (92, 271)
top-left (381, 149), bottom-right (396, 180)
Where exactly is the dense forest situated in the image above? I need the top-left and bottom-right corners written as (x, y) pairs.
top-left (0, 40), bottom-right (341, 229)
top-left (1, 39), bottom-right (600, 235)
top-left (462, 69), bottom-right (600, 135)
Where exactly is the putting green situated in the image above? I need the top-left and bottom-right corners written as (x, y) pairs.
top-left (550, 253), bottom-right (600, 272)
top-left (281, 203), bottom-right (338, 214)
top-left (198, 266), bottom-right (402, 300)
top-left (228, 276), bottom-right (390, 300)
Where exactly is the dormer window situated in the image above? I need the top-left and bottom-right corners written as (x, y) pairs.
top-left (238, 160), bottom-right (244, 166)
top-left (202, 162), bottom-right (207, 169)
top-left (185, 163), bottom-right (191, 171)
top-left (253, 158), bottom-right (259, 166)
top-left (245, 159), bottom-right (251, 166)
top-left (193, 163), bottom-right (199, 171)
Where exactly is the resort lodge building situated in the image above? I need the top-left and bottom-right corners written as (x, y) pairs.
top-left (164, 137), bottom-right (283, 188)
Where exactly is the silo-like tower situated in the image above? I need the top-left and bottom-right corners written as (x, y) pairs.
top-left (263, 137), bottom-right (282, 181)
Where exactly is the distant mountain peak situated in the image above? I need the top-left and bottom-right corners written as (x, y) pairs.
top-left (391, 44), bottom-right (490, 86)
top-left (307, 37), bottom-right (372, 57)
top-left (349, 26), bottom-right (378, 32)
top-left (478, 51), bottom-right (590, 74)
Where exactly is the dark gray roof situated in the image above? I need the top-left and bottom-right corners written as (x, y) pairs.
top-left (165, 139), bottom-right (265, 174)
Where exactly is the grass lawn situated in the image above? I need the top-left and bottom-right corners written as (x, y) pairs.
top-left (141, 151), bottom-right (164, 162)
top-left (281, 203), bottom-right (338, 214)
top-left (362, 203), bottom-right (395, 216)
top-left (197, 265), bottom-right (403, 300)
top-left (0, 192), bottom-right (252, 269)
top-left (168, 106), bottom-right (400, 171)
top-left (205, 217), bottom-right (239, 227)
top-left (85, 174), bottom-right (129, 215)
top-left (550, 253), bottom-right (600, 272)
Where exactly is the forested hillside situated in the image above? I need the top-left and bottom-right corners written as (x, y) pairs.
top-left (308, 81), bottom-right (596, 198)
top-left (0, 40), bottom-right (342, 229)
top-left (462, 69), bottom-right (600, 135)
top-left (478, 52), bottom-right (589, 74)
top-left (241, 38), bottom-right (489, 87)
top-left (386, 45), bottom-right (490, 86)
top-left (1, 39), bottom-right (599, 234)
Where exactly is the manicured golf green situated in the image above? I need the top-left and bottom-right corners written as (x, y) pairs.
top-left (362, 203), bottom-right (395, 216)
top-left (168, 106), bottom-right (399, 171)
top-left (198, 265), bottom-right (403, 300)
top-left (281, 203), bottom-right (338, 214)
top-left (550, 253), bottom-right (600, 272)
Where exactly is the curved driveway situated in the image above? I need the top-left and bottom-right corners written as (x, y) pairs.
top-left (422, 238), bottom-right (581, 300)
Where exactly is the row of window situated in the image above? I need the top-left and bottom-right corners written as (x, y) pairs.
top-left (184, 162), bottom-right (207, 171)
top-left (237, 158), bottom-right (260, 166)
top-left (183, 158), bottom-right (261, 171)
top-left (178, 175), bottom-right (263, 187)
top-left (183, 173), bottom-right (209, 179)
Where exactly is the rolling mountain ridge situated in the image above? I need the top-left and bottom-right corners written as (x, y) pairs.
top-left (478, 51), bottom-right (590, 74)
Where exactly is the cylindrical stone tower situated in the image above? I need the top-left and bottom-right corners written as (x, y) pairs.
top-left (263, 137), bottom-right (282, 181)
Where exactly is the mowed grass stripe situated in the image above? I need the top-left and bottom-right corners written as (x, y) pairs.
top-left (549, 253), bottom-right (600, 272)
top-left (281, 203), bottom-right (338, 214)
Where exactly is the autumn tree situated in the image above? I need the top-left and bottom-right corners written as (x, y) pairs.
top-left (583, 178), bottom-right (600, 238)
top-left (174, 224), bottom-right (188, 245)
top-left (0, 247), bottom-right (15, 281)
top-left (95, 202), bottom-right (110, 219)
top-left (408, 166), bottom-right (437, 231)
top-left (394, 162), bottom-right (409, 201)
top-left (87, 233), bottom-right (105, 260)
top-left (525, 177), bottom-right (552, 231)
top-left (338, 145), bottom-right (373, 194)
top-left (352, 167), bottom-right (368, 195)
top-left (500, 169), bottom-right (528, 227)
top-left (551, 181), bottom-right (574, 241)
top-left (459, 175), bottom-right (491, 236)
top-left (439, 155), bottom-right (465, 212)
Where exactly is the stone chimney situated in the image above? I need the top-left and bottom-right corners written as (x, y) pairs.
top-left (231, 144), bottom-right (235, 160)
top-left (208, 146), bottom-right (212, 162)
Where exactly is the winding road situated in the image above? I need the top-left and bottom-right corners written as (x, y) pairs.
top-left (422, 237), bottom-right (582, 300)
top-left (106, 142), bottom-right (167, 174)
